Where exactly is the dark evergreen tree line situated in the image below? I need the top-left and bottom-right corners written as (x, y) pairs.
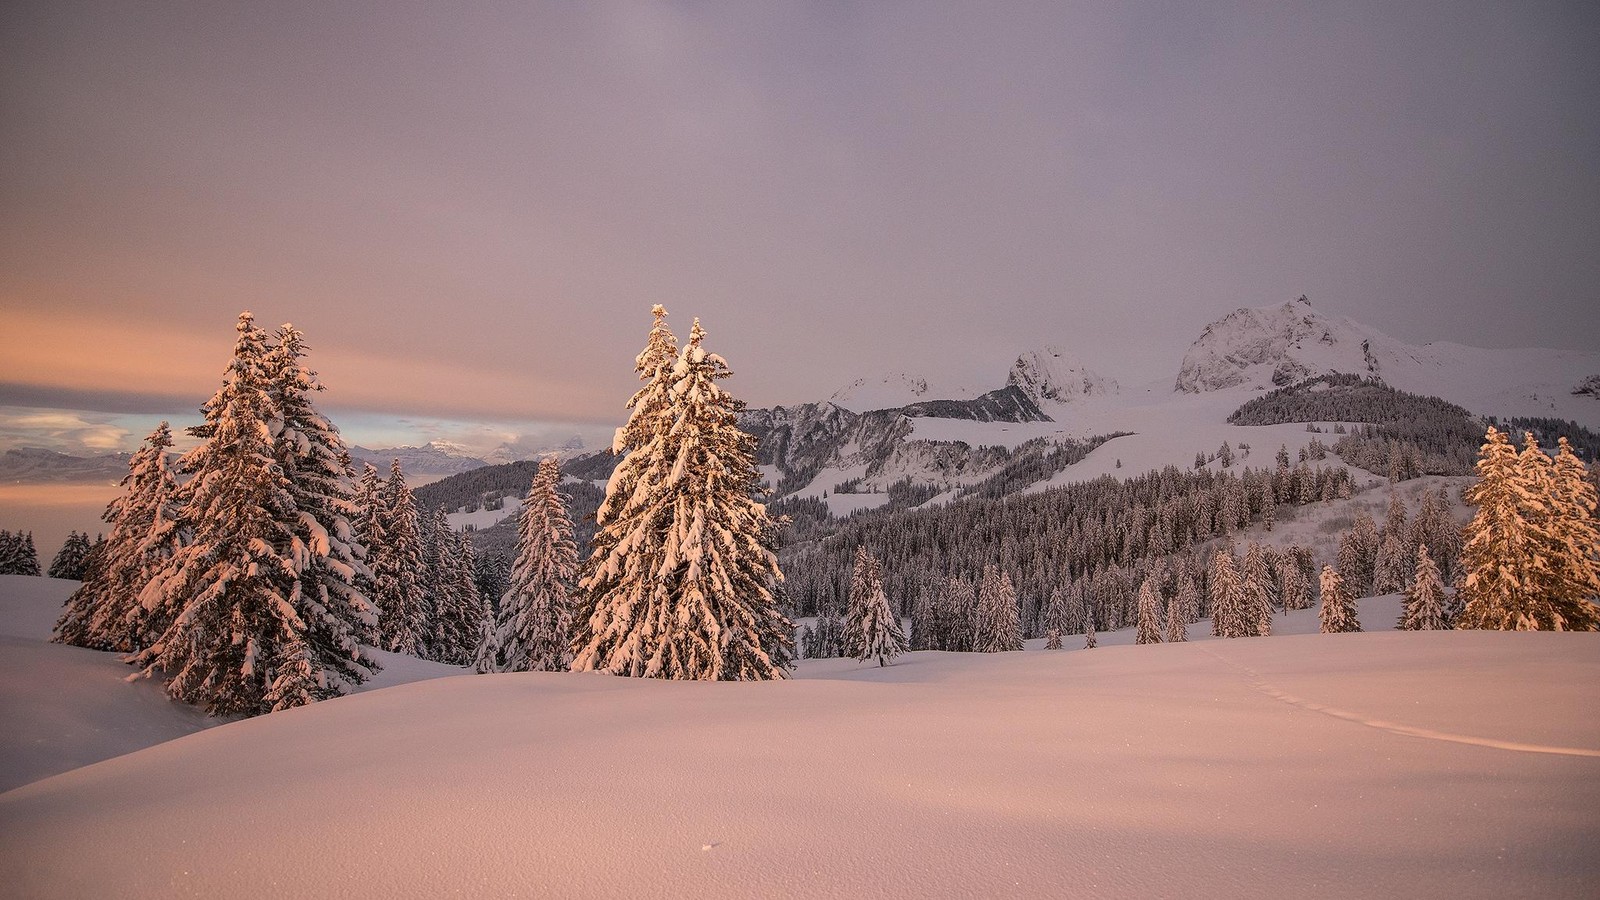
top-left (781, 461), bottom-right (1350, 639)
top-left (0, 530), bottom-right (42, 576)
top-left (1227, 374), bottom-right (1484, 478)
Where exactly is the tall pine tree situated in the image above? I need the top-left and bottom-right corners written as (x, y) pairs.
top-left (54, 423), bottom-right (184, 652)
top-left (1318, 565), bottom-right (1362, 634)
top-left (131, 313), bottom-right (318, 715)
top-left (573, 315), bottom-right (793, 679)
top-left (265, 324), bottom-right (379, 689)
top-left (480, 456), bottom-right (578, 673)
top-left (1400, 545), bottom-right (1448, 631)
top-left (373, 460), bottom-right (430, 654)
top-left (1458, 428), bottom-right (1600, 630)
top-left (844, 546), bottom-right (906, 666)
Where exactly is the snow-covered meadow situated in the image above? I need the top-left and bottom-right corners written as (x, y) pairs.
top-left (3, 573), bottom-right (1596, 898)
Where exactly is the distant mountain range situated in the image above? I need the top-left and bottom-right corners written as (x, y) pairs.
top-left (10, 299), bottom-right (1595, 504)
top-left (349, 435), bottom-right (588, 477)
top-left (0, 448), bottom-right (130, 484)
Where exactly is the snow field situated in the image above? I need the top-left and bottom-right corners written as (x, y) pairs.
top-left (3, 575), bottom-right (1597, 898)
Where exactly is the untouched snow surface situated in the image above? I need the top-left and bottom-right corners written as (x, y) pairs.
top-left (3, 576), bottom-right (1597, 898)
top-left (0, 575), bottom-right (466, 792)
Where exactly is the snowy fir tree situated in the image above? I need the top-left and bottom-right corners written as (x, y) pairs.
top-left (47, 531), bottom-right (94, 580)
top-left (1174, 572), bottom-right (1200, 627)
top-left (130, 313), bottom-right (324, 716)
top-left (1373, 494), bottom-right (1412, 595)
top-left (54, 422), bottom-right (184, 652)
top-left (264, 324), bottom-right (379, 690)
top-left (480, 456), bottom-right (578, 673)
top-left (350, 463), bottom-right (387, 643)
top-left (1409, 487), bottom-right (1462, 584)
top-left (971, 564), bottom-right (1022, 652)
top-left (844, 546), bottom-right (906, 666)
top-left (1209, 546), bottom-right (1249, 638)
top-left (372, 460), bottom-right (430, 655)
top-left (1318, 565), bottom-right (1361, 634)
top-left (1135, 578), bottom-right (1164, 644)
top-left (1399, 545), bottom-right (1449, 631)
top-left (1545, 437), bottom-right (1600, 617)
top-left (1241, 542), bottom-right (1274, 637)
top-left (909, 582), bottom-right (938, 651)
top-left (1458, 428), bottom-right (1600, 631)
top-left (573, 314), bottom-right (793, 680)
top-left (474, 552), bottom-right (512, 620)
top-left (1083, 612), bottom-right (1097, 649)
top-left (1043, 587), bottom-right (1067, 649)
top-left (1277, 547), bottom-right (1312, 612)
top-left (2, 531), bottom-right (42, 575)
top-left (1336, 511), bottom-right (1379, 598)
top-left (427, 508), bottom-right (486, 666)
top-left (936, 575), bottom-right (977, 652)
top-left (1164, 594), bottom-right (1188, 642)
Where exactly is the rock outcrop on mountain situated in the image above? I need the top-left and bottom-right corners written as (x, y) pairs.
top-left (1008, 346), bottom-right (1117, 405)
top-left (1173, 296), bottom-right (1391, 393)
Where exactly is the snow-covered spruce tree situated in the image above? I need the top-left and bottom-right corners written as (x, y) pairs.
top-left (938, 575), bottom-right (977, 652)
top-left (909, 581), bottom-right (937, 651)
top-left (54, 422), bottom-right (184, 652)
top-left (47, 531), bottom-right (94, 580)
top-left (1241, 542), bottom-right (1274, 637)
top-left (130, 312), bottom-right (321, 716)
top-left (1336, 511), bottom-right (1379, 598)
top-left (1318, 565), bottom-right (1361, 634)
top-left (1546, 437), bottom-right (1600, 619)
top-left (972, 565), bottom-right (1022, 652)
top-left (1164, 594), bottom-right (1188, 642)
top-left (1209, 546), bottom-right (1248, 638)
top-left (1043, 587), bottom-right (1067, 650)
top-left (1135, 578), bottom-right (1164, 644)
top-left (1457, 428), bottom-right (1600, 630)
top-left (373, 460), bottom-right (430, 655)
top-left (474, 551), bottom-right (511, 620)
top-left (1373, 494), bottom-right (1412, 595)
top-left (1410, 487), bottom-right (1461, 584)
top-left (573, 316), bottom-right (793, 680)
top-left (428, 508), bottom-right (485, 666)
top-left (570, 304), bottom-right (677, 645)
top-left (0, 531), bottom-right (43, 576)
top-left (844, 546), bottom-right (906, 666)
top-left (351, 463), bottom-right (387, 644)
top-left (265, 324), bottom-right (379, 690)
top-left (1174, 572), bottom-right (1200, 627)
top-left (1277, 547), bottom-right (1312, 612)
top-left (481, 456), bottom-right (578, 673)
top-left (1083, 612), bottom-right (1097, 649)
top-left (811, 611), bottom-right (845, 659)
top-left (1400, 545), bottom-right (1448, 631)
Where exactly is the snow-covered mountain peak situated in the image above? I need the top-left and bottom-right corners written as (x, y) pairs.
top-left (1175, 297), bottom-right (1406, 393)
top-left (1007, 346), bottom-right (1117, 404)
top-left (828, 372), bottom-right (978, 412)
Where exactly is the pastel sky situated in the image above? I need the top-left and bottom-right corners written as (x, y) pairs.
top-left (2, 1), bottom-right (1596, 455)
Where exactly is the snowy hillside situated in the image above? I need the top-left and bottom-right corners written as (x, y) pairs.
top-left (2, 576), bottom-right (1596, 897)
top-left (1176, 297), bottom-right (1600, 426)
top-left (0, 575), bottom-right (465, 792)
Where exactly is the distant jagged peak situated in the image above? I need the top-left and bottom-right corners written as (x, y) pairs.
top-left (1175, 295), bottom-right (1414, 394)
top-left (1007, 345), bottom-right (1118, 404)
top-left (828, 372), bottom-right (978, 413)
